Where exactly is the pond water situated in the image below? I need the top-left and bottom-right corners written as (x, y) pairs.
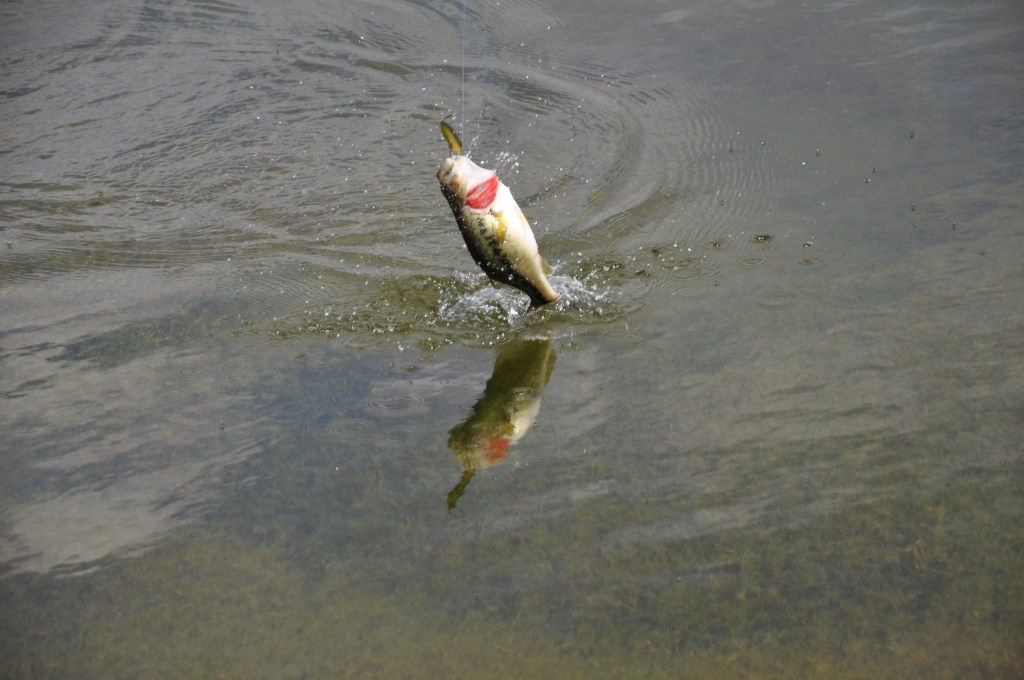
top-left (1, 0), bottom-right (1022, 677)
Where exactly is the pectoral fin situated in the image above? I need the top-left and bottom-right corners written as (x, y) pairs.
top-left (492, 212), bottom-right (508, 245)
top-left (540, 255), bottom-right (552, 275)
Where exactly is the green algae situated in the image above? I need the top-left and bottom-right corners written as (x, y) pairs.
top-left (2, 458), bottom-right (1020, 679)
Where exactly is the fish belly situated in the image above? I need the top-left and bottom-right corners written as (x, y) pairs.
top-left (454, 206), bottom-right (557, 309)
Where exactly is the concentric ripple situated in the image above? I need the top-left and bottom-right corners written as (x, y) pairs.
top-left (1, 0), bottom-right (821, 350)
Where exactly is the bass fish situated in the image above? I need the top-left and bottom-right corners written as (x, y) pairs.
top-left (446, 337), bottom-right (556, 509)
top-left (437, 120), bottom-right (558, 309)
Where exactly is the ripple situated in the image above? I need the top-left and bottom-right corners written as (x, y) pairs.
top-left (608, 242), bottom-right (725, 313)
top-left (703, 238), bottom-right (735, 251)
top-left (918, 203), bottom-right (953, 220)
top-left (600, 329), bottom-right (647, 346)
top-left (601, 328), bottom-right (647, 359)
top-left (329, 418), bottom-right (373, 434)
top-left (672, 283), bottom-right (717, 298)
top-left (454, 396), bottom-right (479, 413)
top-left (376, 359), bottom-right (399, 375)
top-left (258, 1), bottom-right (726, 341)
top-left (363, 393), bottom-right (427, 417)
top-left (381, 427), bottom-right (419, 444)
top-left (1, 0), bottom-right (751, 352)
top-left (754, 291), bottom-right (797, 309)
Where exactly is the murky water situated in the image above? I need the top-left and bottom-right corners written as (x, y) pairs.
top-left (2, 0), bottom-right (1022, 677)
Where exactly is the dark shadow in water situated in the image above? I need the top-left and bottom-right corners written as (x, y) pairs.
top-left (446, 337), bottom-right (556, 509)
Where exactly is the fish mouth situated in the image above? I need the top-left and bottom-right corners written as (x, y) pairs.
top-left (437, 157), bottom-right (457, 183)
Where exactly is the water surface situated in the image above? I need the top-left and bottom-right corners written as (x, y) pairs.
top-left (1, 0), bottom-right (1022, 677)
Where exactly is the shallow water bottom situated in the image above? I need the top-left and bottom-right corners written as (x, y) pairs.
top-left (2, 463), bottom-right (1020, 680)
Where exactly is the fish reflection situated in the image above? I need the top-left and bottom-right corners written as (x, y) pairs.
top-left (447, 338), bottom-right (556, 509)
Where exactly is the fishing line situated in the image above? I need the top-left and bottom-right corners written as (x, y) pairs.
top-left (460, 0), bottom-right (466, 139)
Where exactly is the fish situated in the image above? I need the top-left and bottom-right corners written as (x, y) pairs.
top-left (437, 120), bottom-right (558, 310)
top-left (446, 337), bottom-right (556, 508)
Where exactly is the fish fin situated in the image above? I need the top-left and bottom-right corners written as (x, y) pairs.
top-left (540, 255), bottom-right (552, 275)
top-left (447, 468), bottom-right (475, 510)
top-left (493, 214), bottom-right (508, 245)
top-left (527, 294), bottom-right (556, 311)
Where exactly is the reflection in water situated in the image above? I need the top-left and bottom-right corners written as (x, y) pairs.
top-left (446, 338), bottom-right (556, 509)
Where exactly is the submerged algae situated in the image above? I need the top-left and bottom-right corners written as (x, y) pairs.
top-left (2, 460), bottom-right (1021, 679)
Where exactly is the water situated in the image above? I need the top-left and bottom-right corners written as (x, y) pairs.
top-left (2, 0), bottom-right (1022, 676)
